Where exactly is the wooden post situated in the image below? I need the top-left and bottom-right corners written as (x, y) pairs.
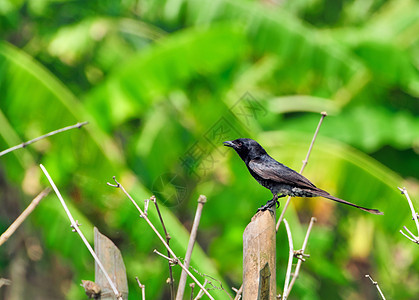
top-left (94, 227), bottom-right (129, 300)
top-left (243, 210), bottom-right (276, 300)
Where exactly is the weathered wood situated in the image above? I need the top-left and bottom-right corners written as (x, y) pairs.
top-left (94, 227), bottom-right (128, 300)
top-left (243, 210), bottom-right (276, 300)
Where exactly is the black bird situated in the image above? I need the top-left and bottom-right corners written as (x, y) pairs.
top-left (223, 138), bottom-right (383, 215)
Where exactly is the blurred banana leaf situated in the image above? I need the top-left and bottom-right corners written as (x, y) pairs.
top-left (0, 41), bottom-right (231, 300)
top-left (1, 0), bottom-right (419, 299)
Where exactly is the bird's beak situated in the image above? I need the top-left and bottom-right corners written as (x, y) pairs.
top-left (223, 141), bottom-right (235, 148)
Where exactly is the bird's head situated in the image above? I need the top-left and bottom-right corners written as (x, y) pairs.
top-left (223, 138), bottom-right (267, 163)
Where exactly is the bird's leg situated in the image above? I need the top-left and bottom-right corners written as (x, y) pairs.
top-left (272, 194), bottom-right (279, 208)
top-left (275, 194), bottom-right (287, 207)
top-left (257, 202), bottom-right (273, 212)
top-left (258, 194), bottom-right (284, 212)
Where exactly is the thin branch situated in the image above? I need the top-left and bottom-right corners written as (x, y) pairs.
top-left (276, 112), bottom-right (327, 231)
top-left (0, 121), bottom-right (88, 157)
top-left (136, 277), bottom-right (146, 300)
top-left (398, 187), bottom-right (419, 243)
top-left (0, 188), bottom-right (50, 246)
top-left (153, 249), bottom-right (178, 265)
top-left (151, 195), bottom-right (175, 300)
top-left (282, 219), bottom-right (294, 300)
top-left (402, 226), bottom-right (417, 241)
top-left (365, 274), bottom-right (386, 300)
top-left (299, 112), bottom-right (327, 173)
top-left (193, 279), bottom-right (208, 300)
top-left (189, 265), bottom-right (233, 300)
top-left (40, 165), bottom-right (123, 300)
top-left (400, 187), bottom-right (419, 235)
top-left (276, 196), bottom-right (292, 233)
top-left (399, 229), bottom-right (418, 243)
top-left (176, 195), bottom-right (207, 300)
top-left (283, 217), bottom-right (317, 298)
top-left (233, 285), bottom-right (242, 300)
top-left (190, 283), bottom-right (195, 300)
top-left (107, 177), bottom-right (214, 300)
top-left (144, 198), bottom-right (150, 217)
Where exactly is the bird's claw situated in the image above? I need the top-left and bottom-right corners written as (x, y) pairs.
top-left (257, 199), bottom-right (280, 212)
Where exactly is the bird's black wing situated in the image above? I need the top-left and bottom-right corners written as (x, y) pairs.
top-left (248, 157), bottom-right (317, 189)
top-left (249, 157), bottom-right (384, 215)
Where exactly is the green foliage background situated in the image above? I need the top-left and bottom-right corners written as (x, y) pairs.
top-left (0, 0), bottom-right (418, 299)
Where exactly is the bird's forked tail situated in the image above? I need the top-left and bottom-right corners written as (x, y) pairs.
top-left (316, 191), bottom-right (383, 215)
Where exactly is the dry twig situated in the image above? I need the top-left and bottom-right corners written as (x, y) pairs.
top-left (282, 217), bottom-right (317, 299)
top-left (107, 177), bottom-right (214, 300)
top-left (365, 274), bottom-right (386, 300)
top-left (0, 188), bottom-right (50, 247)
top-left (151, 195), bottom-right (175, 299)
top-left (40, 165), bottom-right (123, 300)
top-left (153, 249), bottom-right (178, 265)
top-left (232, 285), bottom-right (242, 300)
top-left (282, 219), bottom-right (294, 299)
top-left (189, 265), bottom-right (233, 299)
top-left (276, 112), bottom-right (326, 231)
top-left (136, 277), bottom-right (146, 300)
top-left (398, 187), bottom-right (419, 244)
top-left (144, 198), bottom-right (150, 217)
top-left (193, 279), bottom-right (208, 300)
top-left (176, 195), bottom-right (207, 300)
top-left (189, 283), bottom-right (195, 300)
top-left (0, 121), bottom-right (88, 157)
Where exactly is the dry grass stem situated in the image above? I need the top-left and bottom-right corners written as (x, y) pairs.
top-left (144, 198), bottom-right (150, 217)
top-left (40, 164), bottom-right (123, 300)
top-left (0, 188), bottom-right (50, 246)
top-left (283, 217), bottom-right (317, 298)
top-left (400, 229), bottom-right (417, 243)
top-left (193, 279), bottom-right (208, 300)
top-left (282, 219), bottom-right (294, 300)
top-left (189, 283), bottom-right (195, 300)
top-left (0, 121), bottom-right (88, 157)
top-left (276, 112), bottom-right (327, 231)
top-left (107, 177), bottom-right (214, 300)
top-left (398, 187), bottom-right (419, 243)
top-left (233, 285), bottom-right (242, 300)
top-left (151, 195), bottom-right (175, 299)
top-left (176, 195), bottom-right (207, 300)
top-left (153, 249), bottom-right (178, 265)
top-left (188, 265), bottom-right (233, 299)
top-left (136, 277), bottom-right (146, 300)
top-left (365, 274), bottom-right (386, 300)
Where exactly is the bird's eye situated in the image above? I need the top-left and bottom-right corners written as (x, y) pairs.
top-left (237, 142), bottom-right (242, 147)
